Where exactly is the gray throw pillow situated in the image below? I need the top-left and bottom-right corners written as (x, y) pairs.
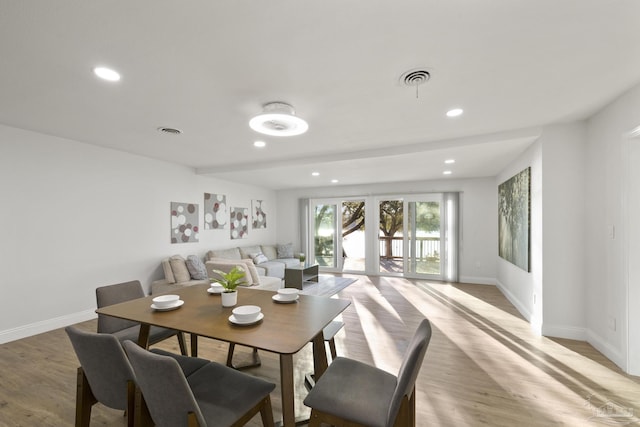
top-left (186, 255), bottom-right (208, 280)
top-left (277, 243), bottom-right (294, 259)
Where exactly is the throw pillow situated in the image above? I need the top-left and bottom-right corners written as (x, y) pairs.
top-left (161, 258), bottom-right (176, 284)
top-left (186, 255), bottom-right (208, 280)
top-left (277, 243), bottom-right (294, 259)
top-left (251, 253), bottom-right (269, 265)
top-left (169, 255), bottom-right (191, 283)
top-left (261, 245), bottom-right (277, 260)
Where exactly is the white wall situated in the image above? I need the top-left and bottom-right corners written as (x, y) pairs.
top-left (275, 177), bottom-right (497, 284)
top-left (496, 123), bottom-right (587, 339)
top-left (0, 124), bottom-right (277, 343)
top-left (496, 139), bottom-right (543, 333)
top-left (540, 124), bottom-right (587, 339)
top-left (585, 82), bottom-right (640, 371)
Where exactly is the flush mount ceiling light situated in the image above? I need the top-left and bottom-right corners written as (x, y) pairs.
top-left (253, 140), bottom-right (266, 148)
top-left (249, 102), bottom-right (308, 137)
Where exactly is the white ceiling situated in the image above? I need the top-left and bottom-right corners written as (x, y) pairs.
top-left (1, 1), bottom-right (639, 190)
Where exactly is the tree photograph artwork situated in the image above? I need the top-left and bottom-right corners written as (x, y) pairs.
top-left (498, 167), bottom-right (531, 272)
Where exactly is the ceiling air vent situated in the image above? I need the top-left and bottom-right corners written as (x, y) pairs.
top-left (399, 68), bottom-right (432, 98)
top-left (157, 127), bottom-right (183, 135)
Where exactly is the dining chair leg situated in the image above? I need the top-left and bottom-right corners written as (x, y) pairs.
top-left (177, 332), bottom-right (188, 356)
top-left (259, 396), bottom-right (275, 427)
top-left (76, 367), bottom-right (96, 427)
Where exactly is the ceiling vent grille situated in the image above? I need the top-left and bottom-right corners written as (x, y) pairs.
top-left (400, 69), bottom-right (431, 87)
top-left (157, 127), bottom-right (182, 135)
top-left (399, 68), bottom-right (432, 98)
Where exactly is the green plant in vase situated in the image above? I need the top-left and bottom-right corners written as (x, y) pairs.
top-left (298, 253), bottom-right (306, 266)
top-left (210, 266), bottom-right (246, 307)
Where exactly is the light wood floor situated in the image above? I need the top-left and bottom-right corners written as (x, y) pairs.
top-left (1, 276), bottom-right (639, 426)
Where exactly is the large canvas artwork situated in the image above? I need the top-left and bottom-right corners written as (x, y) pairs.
top-left (171, 202), bottom-right (199, 244)
top-left (498, 167), bottom-right (531, 271)
top-left (204, 193), bottom-right (227, 229)
top-left (230, 207), bottom-right (249, 240)
top-left (252, 199), bottom-right (267, 229)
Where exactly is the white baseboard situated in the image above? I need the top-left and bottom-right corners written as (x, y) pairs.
top-left (0, 309), bottom-right (96, 344)
top-left (459, 275), bottom-right (496, 285)
top-left (586, 328), bottom-right (626, 371)
top-left (542, 324), bottom-right (587, 341)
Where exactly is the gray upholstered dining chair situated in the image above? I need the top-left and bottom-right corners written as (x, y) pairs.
top-left (66, 326), bottom-right (217, 427)
top-left (65, 325), bottom-right (138, 427)
top-left (123, 340), bottom-right (276, 427)
top-left (303, 318), bottom-right (432, 427)
top-left (96, 280), bottom-right (188, 355)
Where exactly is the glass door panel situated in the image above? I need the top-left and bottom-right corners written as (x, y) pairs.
top-left (342, 200), bottom-right (365, 272)
top-left (379, 200), bottom-right (404, 274)
top-left (407, 200), bottom-right (441, 276)
top-left (313, 204), bottom-right (337, 268)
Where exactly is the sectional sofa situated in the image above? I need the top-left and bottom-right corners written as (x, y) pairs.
top-left (151, 243), bottom-right (300, 294)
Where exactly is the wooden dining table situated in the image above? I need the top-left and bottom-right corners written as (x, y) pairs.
top-left (95, 283), bottom-right (351, 426)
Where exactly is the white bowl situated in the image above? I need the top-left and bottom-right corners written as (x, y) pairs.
top-left (209, 283), bottom-right (224, 292)
top-left (232, 305), bottom-right (262, 322)
top-left (277, 288), bottom-right (299, 301)
top-left (152, 294), bottom-right (180, 308)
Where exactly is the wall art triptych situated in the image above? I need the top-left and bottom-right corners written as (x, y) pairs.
top-left (169, 194), bottom-right (269, 243)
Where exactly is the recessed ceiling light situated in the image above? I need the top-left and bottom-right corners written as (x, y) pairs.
top-left (446, 108), bottom-right (463, 117)
top-left (444, 159), bottom-right (455, 164)
top-left (93, 66), bottom-right (121, 82)
top-left (249, 102), bottom-right (308, 137)
top-left (311, 172), bottom-right (320, 176)
top-left (443, 170), bottom-right (452, 175)
top-left (331, 179), bottom-right (339, 183)
top-left (254, 140), bottom-right (266, 148)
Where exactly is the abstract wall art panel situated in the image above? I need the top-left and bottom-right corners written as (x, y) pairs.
top-left (171, 202), bottom-right (199, 244)
top-left (252, 199), bottom-right (267, 229)
top-left (230, 207), bottom-right (249, 240)
top-left (498, 167), bottom-right (531, 271)
top-left (204, 193), bottom-right (227, 229)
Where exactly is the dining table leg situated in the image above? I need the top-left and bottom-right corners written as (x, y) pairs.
top-left (279, 353), bottom-right (295, 427)
top-left (137, 324), bottom-right (151, 348)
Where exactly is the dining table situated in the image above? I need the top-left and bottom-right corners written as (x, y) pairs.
top-left (95, 283), bottom-right (351, 427)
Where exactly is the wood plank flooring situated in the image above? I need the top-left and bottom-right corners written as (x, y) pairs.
top-left (1, 276), bottom-right (638, 426)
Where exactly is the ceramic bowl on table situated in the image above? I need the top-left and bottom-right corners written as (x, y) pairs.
top-left (277, 288), bottom-right (299, 301)
top-left (208, 283), bottom-right (224, 294)
top-left (152, 294), bottom-right (180, 308)
top-left (232, 305), bottom-right (261, 322)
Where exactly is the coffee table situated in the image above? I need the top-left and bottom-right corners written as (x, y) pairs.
top-left (95, 284), bottom-right (350, 427)
top-left (284, 263), bottom-right (319, 289)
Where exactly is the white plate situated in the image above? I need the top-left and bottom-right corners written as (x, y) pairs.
top-left (272, 294), bottom-right (299, 304)
top-left (207, 287), bottom-right (223, 294)
top-left (151, 300), bottom-right (184, 311)
top-left (229, 312), bottom-right (264, 325)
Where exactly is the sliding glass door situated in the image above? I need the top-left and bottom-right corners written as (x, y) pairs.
top-left (309, 193), bottom-right (457, 280)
